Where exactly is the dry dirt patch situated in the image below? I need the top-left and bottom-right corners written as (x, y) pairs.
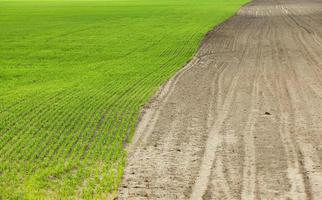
top-left (118, 0), bottom-right (322, 199)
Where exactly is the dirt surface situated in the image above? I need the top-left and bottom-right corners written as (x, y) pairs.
top-left (118, 0), bottom-right (322, 199)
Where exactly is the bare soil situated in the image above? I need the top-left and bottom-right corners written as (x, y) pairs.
top-left (118, 0), bottom-right (322, 199)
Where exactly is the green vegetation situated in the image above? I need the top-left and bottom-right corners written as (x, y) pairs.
top-left (0, 0), bottom-right (248, 198)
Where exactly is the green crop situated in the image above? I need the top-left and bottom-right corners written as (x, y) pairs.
top-left (0, 0), bottom-right (248, 199)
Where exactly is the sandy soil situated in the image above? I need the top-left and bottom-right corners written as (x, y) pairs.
top-left (118, 0), bottom-right (322, 199)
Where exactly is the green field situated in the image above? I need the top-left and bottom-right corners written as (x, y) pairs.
top-left (0, 0), bottom-right (248, 199)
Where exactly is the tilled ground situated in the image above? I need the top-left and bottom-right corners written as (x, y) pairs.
top-left (118, 0), bottom-right (322, 199)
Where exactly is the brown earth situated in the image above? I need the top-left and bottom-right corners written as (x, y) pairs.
top-left (118, 0), bottom-right (322, 199)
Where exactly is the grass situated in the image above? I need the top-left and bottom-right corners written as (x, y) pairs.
top-left (0, 0), bottom-right (248, 199)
